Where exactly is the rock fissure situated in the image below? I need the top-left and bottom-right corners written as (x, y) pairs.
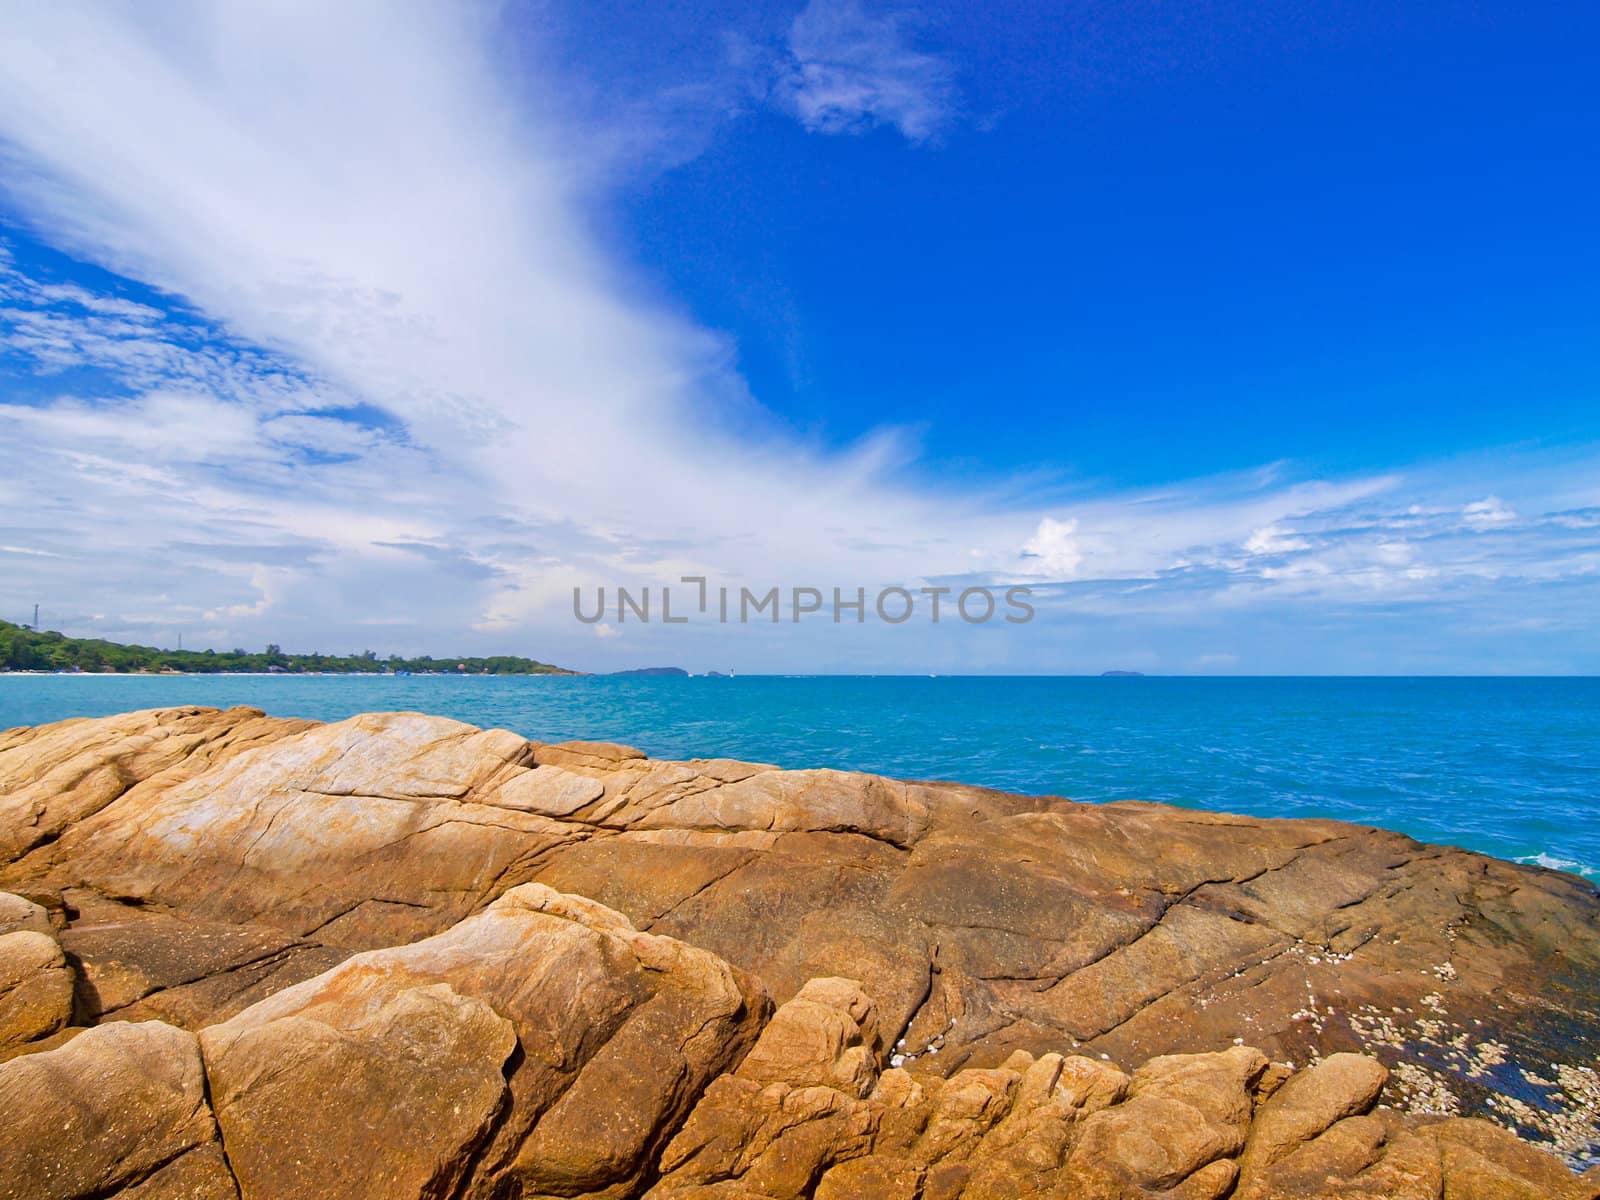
top-left (644, 855), bottom-right (756, 931)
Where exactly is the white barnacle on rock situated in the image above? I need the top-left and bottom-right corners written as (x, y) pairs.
top-left (1392, 1060), bottom-right (1461, 1117)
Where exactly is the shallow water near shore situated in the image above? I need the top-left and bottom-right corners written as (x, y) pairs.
top-left (3, 673), bottom-right (1596, 881)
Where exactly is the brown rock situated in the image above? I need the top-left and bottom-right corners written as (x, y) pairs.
top-left (7, 706), bottom-right (1598, 1126)
top-left (651, 974), bottom-right (887, 1197)
top-left (0, 1019), bottom-right (232, 1199)
top-left (0, 705), bottom-right (310, 864)
top-left (1234, 1052), bottom-right (1392, 1197)
top-left (1059, 1046), bottom-right (1267, 1196)
top-left (201, 883), bottom-right (767, 1200)
top-left (735, 976), bottom-right (884, 1098)
top-left (532, 738), bottom-right (648, 770)
top-left (487, 761), bottom-right (605, 815)
top-left (115, 1144), bottom-right (239, 1200)
top-left (1431, 1118), bottom-right (1597, 1200)
top-left (626, 767), bottom-right (933, 848)
top-left (815, 1154), bottom-right (924, 1199)
top-left (1067, 1094), bottom-right (1238, 1193)
top-left (5, 713), bottom-right (551, 947)
top-left (1130, 1044), bottom-right (1268, 1132)
top-left (1056, 1053), bottom-right (1135, 1114)
top-left (57, 894), bottom-right (341, 1026)
top-left (651, 1077), bottom-right (878, 1198)
top-left (912, 1067), bottom-right (1020, 1164)
top-left (0, 891), bottom-right (51, 935)
top-left (0, 929), bottom-right (74, 1053)
top-left (872, 1065), bottom-right (940, 1149)
top-left (202, 980), bottom-right (514, 1200)
top-left (959, 1053), bottom-right (1112, 1197)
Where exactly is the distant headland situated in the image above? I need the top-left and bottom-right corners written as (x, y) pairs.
top-left (0, 619), bottom-right (576, 676)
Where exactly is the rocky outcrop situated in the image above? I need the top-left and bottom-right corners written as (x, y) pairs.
top-left (0, 705), bottom-right (312, 864)
top-left (198, 883), bottom-right (767, 1200)
top-left (0, 928), bottom-right (73, 1056)
top-left (0, 1019), bottom-right (235, 1199)
top-left (647, 980), bottom-right (1598, 1199)
top-left (1, 706), bottom-right (1597, 1197)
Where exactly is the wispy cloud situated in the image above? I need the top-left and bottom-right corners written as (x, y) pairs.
top-left (1462, 495), bottom-right (1517, 530)
top-left (772, 0), bottom-right (959, 143)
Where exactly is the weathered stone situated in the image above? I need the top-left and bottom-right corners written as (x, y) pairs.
top-left (201, 883), bottom-right (767, 1200)
top-left (0, 1020), bottom-right (230, 1200)
top-left (0, 890), bottom-right (51, 935)
top-left (1431, 1117), bottom-right (1598, 1200)
top-left (0, 929), bottom-right (73, 1052)
top-left (115, 1143), bottom-right (239, 1200)
top-left (486, 761), bottom-right (605, 815)
top-left (815, 1154), bottom-right (924, 1199)
top-left (650, 976), bottom-right (887, 1197)
top-left (649, 1076), bottom-right (850, 1196)
top-left (1060, 1046), bottom-right (1268, 1195)
top-left (6, 706), bottom-right (1598, 1128)
top-left (1233, 1052), bottom-right (1393, 1198)
top-left (57, 894), bottom-right (340, 1026)
top-left (913, 1067), bottom-right (1020, 1164)
top-left (202, 981), bottom-right (513, 1200)
top-left (532, 738), bottom-right (647, 770)
top-left (0, 705), bottom-right (310, 864)
top-left (5, 713), bottom-right (554, 949)
top-left (735, 976), bottom-right (883, 1098)
top-left (1239, 1052), bottom-right (1390, 1174)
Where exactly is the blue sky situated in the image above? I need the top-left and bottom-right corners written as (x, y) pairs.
top-left (599, 2), bottom-right (1600, 482)
top-left (0, 1), bottom-right (1597, 673)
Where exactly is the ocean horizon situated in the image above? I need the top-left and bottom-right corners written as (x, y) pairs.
top-left (5, 673), bottom-right (1595, 883)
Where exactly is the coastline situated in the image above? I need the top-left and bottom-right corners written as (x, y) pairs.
top-left (1, 704), bottom-right (1597, 1192)
top-left (2, 674), bottom-right (1594, 885)
top-left (0, 673), bottom-right (586, 682)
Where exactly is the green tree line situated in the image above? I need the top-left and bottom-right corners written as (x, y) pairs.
top-left (0, 621), bottom-right (573, 675)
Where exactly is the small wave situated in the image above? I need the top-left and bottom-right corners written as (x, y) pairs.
top-left (1515, 852), bottom-right (1597, 879)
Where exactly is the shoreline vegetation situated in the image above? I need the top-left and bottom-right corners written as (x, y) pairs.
top-left (0, 619), bottom-right (575, 676)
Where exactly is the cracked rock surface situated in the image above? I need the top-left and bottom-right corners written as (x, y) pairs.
top-left (1, 705), bottom-right (1597, 1198)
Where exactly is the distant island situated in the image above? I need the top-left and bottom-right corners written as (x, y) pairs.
top-left (609, 666), bottom-right (689, 677)
top-left (0, 620), bottom-right (575, 675)
top-left (1099, 669), bottom-right (1146, 677)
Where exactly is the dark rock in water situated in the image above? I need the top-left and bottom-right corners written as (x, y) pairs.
top-left (1, 706), bottom-right (1597, 1197)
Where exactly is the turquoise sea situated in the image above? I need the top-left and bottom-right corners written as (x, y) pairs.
top-left (2, 674), bottom-right (1596, 882)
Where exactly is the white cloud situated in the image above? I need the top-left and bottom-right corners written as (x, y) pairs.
top-left (773, 0), bottom-right (958, 143)
top-left (31, 282), bottom-right (163, 322)
top-left (1021, 517), bottom-right (1083, 578)
top-left (1462, 495), bottom-right (1516, 530)
top-left (1244, 524), bottom-right (1312, 556)
top-left (0, 545), bottom-right (62, 558)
